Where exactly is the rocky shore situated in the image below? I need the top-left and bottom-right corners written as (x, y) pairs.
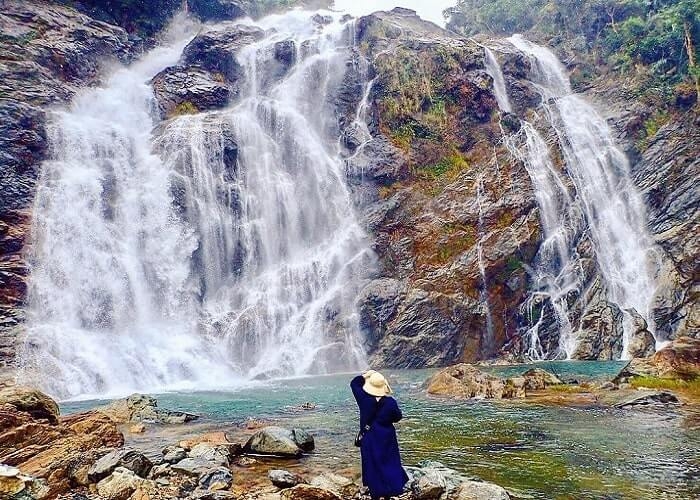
top-left (0, 384), bottom-right (512, 500)
top-left (2, 337), bottom-right (697, 500)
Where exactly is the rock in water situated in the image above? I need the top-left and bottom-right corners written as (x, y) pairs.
top-left (449, 481), bottom-right (511, 499)
top-left (268, 469), bottom-right (303, 489)
top-left (280, 484), bottom-right (342, 500)
top-left (198, 467), bottom-right (233, 491)
top-left (615, 391), bottom-right (680, 408)
top-left (88, 448), bottom-right (153, 482)
top-left (99, 394), bottom-right (198, 424)
top-left (426, 364), bottom-right (506, 399)
top-left (521, 368), bottom-right (562, 390)
top-left (243, 426), bottom-right (314, 457)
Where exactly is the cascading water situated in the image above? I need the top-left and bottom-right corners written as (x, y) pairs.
top-left (508, 35), bottom-right (660, 359)
top-left (485, 45), bottom-right (582, 359)
top-left (18, 11), bottom-right (374, 399)
top-left (485, 36), bottom-right (660, 359)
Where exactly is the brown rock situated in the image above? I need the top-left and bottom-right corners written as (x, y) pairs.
top-left (426, 364), bottom-right (506, 399)
top-left (0, 389), bottom-right (124, 498)
top-left (521, 368), bottom-right (562, 391)
top-left (0, 386), bottom-right (60, 424)
top-left (280, 484), bottom-right (342, 500)
top-left (651, 336), bottom-right (700, 379)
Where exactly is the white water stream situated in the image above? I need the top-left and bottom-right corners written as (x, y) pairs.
top-left (19, 12), bottom-right (373, 399)
top-left (484, 37), bottom-right (660, 359)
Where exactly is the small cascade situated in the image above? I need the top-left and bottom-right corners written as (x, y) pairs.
top-left (475, 175), bottom-right (496, 356)
top-left (484, 47), bottom-right (512, 113)
top-left (485, 45), bottom-right (581, 358)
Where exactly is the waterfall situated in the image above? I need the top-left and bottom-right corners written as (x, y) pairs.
top-left (485, 45), bottom-right (582, 359)
top-left (475, 175), bottom-right (496, 356)
top-left (18, 12), bottom-right (373, 399)
top-left (484, 47), bottom-right (512, 113)
top-left (484, 35), bottom-right (660, 359)
top-left (508, 35), bottom-right (660, 358)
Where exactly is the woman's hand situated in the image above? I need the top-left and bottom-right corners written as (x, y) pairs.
top-left (362, 369), bottom-right (377, 379)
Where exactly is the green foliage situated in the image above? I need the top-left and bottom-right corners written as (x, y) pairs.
top-left (630, 375), bottom-right (700, 397)
top-left (172, 101), bottom-right (199, 117)
top-left (445, 0), bottom-right (700, 99)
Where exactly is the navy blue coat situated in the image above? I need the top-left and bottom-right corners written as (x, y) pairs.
top-left (351, 375), bottom-right (409, 497)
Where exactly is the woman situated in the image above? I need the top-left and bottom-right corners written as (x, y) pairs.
top-left (350, 370), bottom-right (409, 499)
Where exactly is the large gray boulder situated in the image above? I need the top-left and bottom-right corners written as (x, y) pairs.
top-left (243, 426), bottom-right (314, 457)
top-left (88, 448), bottom-right (153, 482)
top-left (269, 469), bottom-right (304, 489)
top-left (448, 481), bottom-right (510, 499)
top-left (198, 467), bottom-right (233, 491)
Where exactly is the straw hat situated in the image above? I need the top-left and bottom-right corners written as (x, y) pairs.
top-left (363, 371), bottom-right (393, 397)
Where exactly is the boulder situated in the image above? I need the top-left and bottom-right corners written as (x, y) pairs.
top-left (99, 394), bottom-right (198, 425)
top-left (625, 309), bottom-right (656, 358)
top-left (0, 386), bottom-right (59, 424)
top-left (171, 458), bottom-right (221, 477)
top-left (426, 364), bottom-right (506, 399)
top-left (0, 401), bottom-right (123, 497)
top-left (151, 66), bottom-right (232, 119)
top-left (308, 472), bottom-right (354, 495)
top-left (161, 446), bottom-right (187, 464)
top-left (88, 448), bottom-right (153, 482)
top-left (186, 0), bottom-right (250, 22)
top-left (413, 469), bottom-right (447, 500)
top-left (181, 25), bottom-right (265, 81)
top-left (268, 469), bottom-right (303, 489)
top-left (290, 429), bottom-right (314, 453)
top-left (346, 136), bottom-right (410, 186)
top-left (615, 391), bottom-right (680, 408)
top-left (521, 368), bottom-right (562, 391)
top-left (96, 467), bottom-right (149, 500)
top-left (187, 443), bottom-right (229, 466)
top-left (243, 426), bottom-right (314, 457)
top-left (651, 337), bottom-right (700, 379)
top-left (198, 467), bottom-right (233, 491)
top-left (448, 481), bottom-right (510, 499)
top-left (280, 484), bottom-right (342, 500)
top-left (147, 463), bottom-right (171, 480)
top-left (502, 377), bottom-right (526, 398)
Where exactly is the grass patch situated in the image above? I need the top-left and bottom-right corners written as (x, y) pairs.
top-left (546, 384), bottom-right (589, 394)
top-left (629, 376), bottom-right (700, 397)
top-left (171, 101), bottom-right (199, 117)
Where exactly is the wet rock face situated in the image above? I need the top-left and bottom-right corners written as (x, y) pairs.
top-left (0, 0), bottom-right (136, 367)
top-left (151, 24), bottom-right (265, 119)
top-left (630, 111), bottom-right (699, 341)
top-left (348, 10), bottom-right (541, 367)
top-left (151, 66), bottom-right (233, 118)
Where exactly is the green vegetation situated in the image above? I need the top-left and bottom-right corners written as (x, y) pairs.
top-left (445, 0), bottom-right (700, 104)
top-left (629, 375), bottom-right (700, 397)
top-left (171, 101), bottom-right (199, 117)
